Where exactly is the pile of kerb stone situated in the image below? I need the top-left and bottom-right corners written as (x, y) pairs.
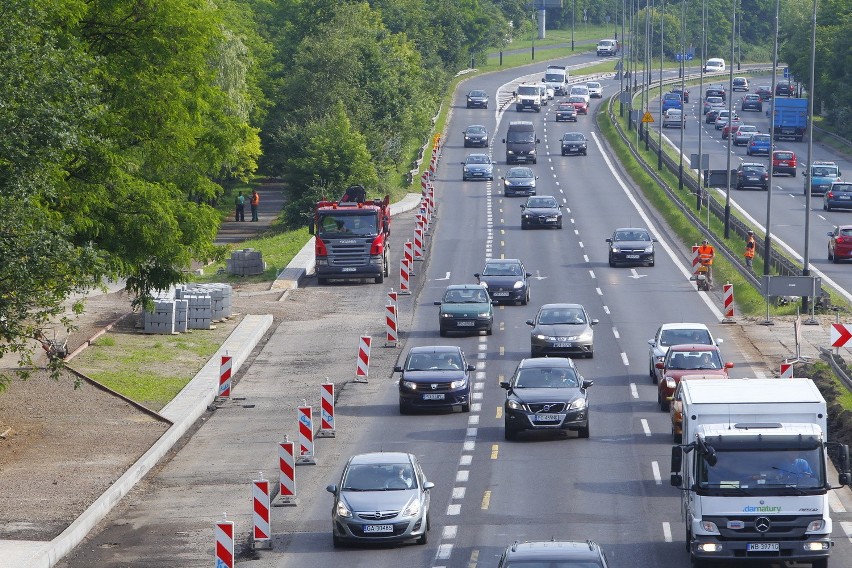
top-left (227, 248), bottom-right (265, 276)
top-left (142, 283), bottom-right (233, 334)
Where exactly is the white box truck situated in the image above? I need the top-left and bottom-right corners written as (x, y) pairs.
top-left (670, 378), bottom-right (850, 568)
top-left (542, 65), bottom-right (569, 96)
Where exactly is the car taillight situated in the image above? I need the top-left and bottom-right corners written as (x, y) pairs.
top-left (827, 191), bottom-right (834, 199)
top-left (837, 236), bottom-right (845, 244)
top-left (315, 237), bottom-right (328, 257)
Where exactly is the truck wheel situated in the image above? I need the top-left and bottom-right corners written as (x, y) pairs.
top-left (375, 273), bottom-right (384, 284)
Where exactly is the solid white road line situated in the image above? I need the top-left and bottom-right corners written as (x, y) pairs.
top-left (662, 522), bottom-right (673, 542)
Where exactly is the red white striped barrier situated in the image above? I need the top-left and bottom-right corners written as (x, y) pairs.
top-left (421, 172), bottom-right (429, 195)
top-left (386, 303), bottom-right (399, 346)
top-left (691, 246), bottom-right (701, 275)
top-left (296, 406), bottom-right (316, 465)
top-left (722, 283), bottom-right (736, 323)
top-left (388, 288), bottom-right (398, 308)
top-left (317, 382), bottom-right (336, 437)
top-left (355, 335), bottom-right (371, 383)
top-left (215, 516), bottom-right (235, 568)
top-left (252, 475), bottom-right (272, 548)
top-left (403, 239), bottom-right (415, 275)
top-left (413, 226), bottom-right (424, 260)
top-left (780, 362), bottom-right (794, 378)
top-left (273, 440), bottom-right (298, 506)
top-left (429, 155), bottom-right (436, 177)
top-left (399, 259), bottom-right (411, 295)
top-left (217, 355), bottom-right (232, 399)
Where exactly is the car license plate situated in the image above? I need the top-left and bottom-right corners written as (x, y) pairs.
top-left (546, 216), bottom-right (557, 222)
top-left (423, 393), bottom-right (445, 400)
top-left (553, 343), bottom-right (572, 348)
top-left (364, 525), bottom-right (394, 533)
top-left (748, 176), bottom-right (758, 181)
top-left (492, 292), bottom-right (510, 297)
top-left (626, 254), bottom-right (640, 259)
top-left (747, 543), bottom-right (779, 552)
top-left (341, 267), bottom-right (356, 272)
top-left (535, 414), bottom-right (560, 422)
top-left (840, 195), bottom-right (851, 199)
top-left (473, 172), bottom-right (483, 176)
top-left (457, 321), bottom-right (475, 326)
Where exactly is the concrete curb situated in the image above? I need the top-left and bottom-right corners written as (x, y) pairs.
top-left (270, 192), bottom-right (424, 290)
top-left (14, 314), bottom-right (272, 568)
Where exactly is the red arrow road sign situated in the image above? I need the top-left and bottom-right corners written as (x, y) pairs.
top-left (830, 323), bottom-right (852, 348)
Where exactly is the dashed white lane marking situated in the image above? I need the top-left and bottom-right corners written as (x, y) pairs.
top-left (579, 241), bottom-right (584, 248)
top-left (589, 269), bottom-right (596, 279)
top-left (621, 352), bottom-right (629, 366)
top-left (474, 382), bottom-right (484, 391)
top-left (652, 461), bottom-right (662, 485)
top-left (447, 504), bottom-right (461, 516)
top-left (468, 415), bottom-right (480, 426)
top-left (662, 522), bottom-right (672, 542)
top-left (476, 371), bottom-right (486, 380)
top-left (464, 440), bottom-right (476, 451)
top-left (630, 383), bottom-right (639, 398)
top-left (467, 427), bottom-right (477, 437)
top-left (574, 229), bottom-right (580, 236)
top-left (612, 327), bottom-right (620, 339)
top-left (476, 361), bottom-right (486, 370)
top-left (584, 254), bottom-right (589, 262)
top-left (442, 526), bottom-right (458, 539)
top-left (437, 543), bottom-right (453, 559)
top-left (472, 402), bottom-right (482, 412)
top-left (456, 470), bottom-right (470, 483)
top-left (460, 455), bottom-right (472, 466)
top-left (641, 418), bottom-right (652, 437)
top-left (596, 287), bottom-right (603, 295)
top-left (452, 487), bottom-right (466, 500)
top-left (829, 490), bottom-right (847, 513)
top-left (603, 306), bottom-right (610, 314)
top-left (478, 343), bottom-right (487, 351)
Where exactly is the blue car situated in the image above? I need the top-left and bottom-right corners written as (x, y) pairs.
top-left (461, 153), bottom-right (494, 181)
top-left (746, 134), bottom-right (772, 156)
top-left (662, 92), bottom-right (683, 112)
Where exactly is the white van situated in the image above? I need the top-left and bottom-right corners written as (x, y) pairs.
top-left (703, 58), bottom-right (726, 72)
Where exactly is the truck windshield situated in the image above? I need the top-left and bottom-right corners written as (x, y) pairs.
top-left (507, 131), bottom-right (535, 143)
top-left (544, 73), bottom-right (564, 82)
top-left (698, 448), bottom-right (824, 489)
top-left (318, 213), bottom-right (377, 236)
top-left (517, 86), bottom-right (539, 96)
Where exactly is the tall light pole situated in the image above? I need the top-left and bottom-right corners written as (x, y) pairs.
top-left (619, 0), bottom-right (626, 116)
top-left (678, 0), bottom-right (686, 190)
top-left (697, 0), bottom-right (707, 211)
top-left (802, 0), bottom-right (818, 313)
top-left (764, 0), bottom-right (780, 277)
top-left (723, 0), bottom-right (735, 238)
top-left (572, 0), bottom-right (576, 51)
top-left (658, 0), bottom-right (665, 171)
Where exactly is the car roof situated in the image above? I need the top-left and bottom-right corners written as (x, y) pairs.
top-left (659, 322), bottom-right (711, 331)
top-left (540, 302), bottom-right (584, 310)
top-left (408, 345), bottom-right (463, 355)
top-left (517, 357), bottom-right (577, 369)
top-left (349, 452), bottom-right (413, 465)
top-left (505, 540), bottom-right (603, 561)
top-left (667, 344), bottom-right (721, 353)
top-left (506, 167), bottom-right (533, 174)
top-left (465, 124), bottom-right (486, 129)
top-left (741, 162), bottom-right (767, 168)
top-left (615, 226), bottom-right (649, 232)
top-left (486, 258), bottom-right (522, 265)
top-left (446, 284), bottom-right (487, 291)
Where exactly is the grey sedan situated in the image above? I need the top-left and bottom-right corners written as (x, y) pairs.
top-left (461, 154), bottom-right (494, 181)
top-left (463, 124), bottom-right (488, 148)
top-left (502, 166), bottom-right (537, 196)
top-left (560, 132), bottom-right (588, 156)
top-left (606, 227), bottom-right (656, 267)
top-left (326, 452), bottom-right (434, 547)
top-left (527, 303), bottom-right (598, 358)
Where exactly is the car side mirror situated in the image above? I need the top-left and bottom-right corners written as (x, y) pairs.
top-left (656, 362), bottom-right (665, 369)
top-left (474, 273), bottom-right (481, 279)
top-left (652, 238), bottom-right (659, 242)
top-left (606, 238), bottom-right (613, 243)
top-left (725, 362), bottom-right (734, 368)
top-left (512, 91), bottom-right (517, 97)
top-left (648, 339), bottom-right (655, 346)
top-left (525, 272), bottom-right (532, 277)
top-left (434, 301), bottom-right (442, 306)
top-left (423, 481), bottom-right (435, 490)
top-left (582, 379), bottom-right (594, 389)
top-left (500, 177), bottom-right (505, 180)
top-left (716, 338), bottom-right (724, 345)
top-left (499, 380), bottom-right (511, 389)
top-left (535, 176), bottom-right (539, 180)
top-left (502, 138), bottom-right (506, 143)
top-left (590, 319), bottom-right (599, 326)
top-left (520, 205), bottom-right (526, 210)
top-left (525, 319), bottom-right (534, 326)
top-left (828, 231), bottom-right (835, 237)
top-left (460, 161), bottom-right (465, 165)
top-left (536, 139), bottom-right (541, 144)
top-left (326, 484), bottom-right (338, 494)
top-left (467, 364), bottom-right (476, 372)
top-left (393, 366), bottom-right (402, 373)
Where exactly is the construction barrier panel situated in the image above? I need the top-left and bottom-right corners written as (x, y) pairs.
top-left (355, 335), bottom-right (371, 383)
top-left (296, 406), bottom-right (316, 465)
top-left (404, 240), bottom-right (415, 275)
top-left (691, 246), bottom-right (701, 275)
top-left (722, 283), bottom-right (736, 323)
top-left (413, 226), bottom-right (424, 260)
top-left (273, 440), bottom-right (297, 506)
top-left (252, 476), bottom-right (272, 547)
top-left (780, 363), bottom-right (794, 378)
top-left (386, 303), bottom-right (399, 346)
top-left (215, 517), bottom-right (235, 568)
top-left (388, 288), bottom-right (398, 308)
top-left (318, 383), bottom-right (336, 438)
top-left (217, 355), bottom-right (232, 399)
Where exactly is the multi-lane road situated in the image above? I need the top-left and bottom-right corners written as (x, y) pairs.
top-left (56, 54), bottom-right (852, 568)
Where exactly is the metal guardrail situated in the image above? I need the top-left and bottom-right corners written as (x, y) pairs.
top-left (819, 347), bottom-right (852, 392)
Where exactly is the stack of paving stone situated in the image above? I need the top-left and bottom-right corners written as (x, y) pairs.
top-left (142, 284), bottom-right (233, 334)
top-left (226, 248), bottom-right (265, 276)
top-left (142, 295), bottom-right (179, 334)
top-left (176, 283), bottom-right (233, 321)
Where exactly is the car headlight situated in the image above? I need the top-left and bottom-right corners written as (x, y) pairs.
top-left (529, 148), bottom-right (536, 154)
top-left (507, 399), bottom-right (524, 410)
top-left (441, 312), bottom-right (454, 318)
top-left (644, 245), bottom-right (654, 253)
top-left (504, 180), bottom-right (513, 186)
top-left (450, 378), bottom-right (468, 389)
top-left (336, 499), bottom-right (353, 518)
top-left (464, 166), bottom-right (470, 172)
top-left (480, 281), bottom-right (489, 288)
top-left (569, 398), bottom-right (587, 410)
top-left (513, 281), bottom-right (524, 289)
top-left (507, 150), bottom-right (515, 154)
top-left (478, 311), bottom-right (491, 318)
top-left (523, 213), bottom-right (533, 219)
top-left (611, 247), bottom-right (619, 253)
top-left (806, 520), bottom-right (826, 533)
top-left (533, 334), bottom-right (549, 340)
top-left (401, 380), bottom-right (418, 390)
top-left (464, 136), bottom-right (471, 140)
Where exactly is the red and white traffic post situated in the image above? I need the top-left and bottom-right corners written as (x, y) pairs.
top-left (355, 335), bottom-right (371, 383)
top-left (215, 514), bottom-right (235, 568)
top-left (217, 354), bottom-right (232, 400)
top-left (403, 239), bottom-right (415, 275)
top-left (272, 438), bottom-right (298, 506)
top-left (780, 362), bottom-right (794, 378)
top-left (691, 246), bottom-right (701, 277)
top-left (721, 283), bottom-right (736, 323)
top-left (317, 382), bottom-right (336, 438)
top-left (385, 303), bottom-right (399, 347)
top-left (388, 287), bottom-right (398, 309)
top-left (252, 474), bottom-right (272, 549)
top-left (413, 226), bottom-right (424, 260)
top-left (296, 405), bottom-right (316, 465)
top-left (399, 259), bottom-right (411, 295)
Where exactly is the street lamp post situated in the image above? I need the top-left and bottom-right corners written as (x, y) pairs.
top-left (572, 0), bottom-right (576, 51)
top-left (802, 0), bottom-right (818, 314)
top-left (658, 0), bottom-right (665, 171)
top-left (723, 0), bottom-right (736, 238)
top-left (697, 0), bottom-right (707, 210)
top-left (678, 0), bottom-right (686, 190)
top-left (764, 0), bottom-right (780, 277)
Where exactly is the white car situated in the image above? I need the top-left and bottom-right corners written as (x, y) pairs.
top-left (662, 108), bottom-right (686, 129)
top-left (569, 85), bottom-right (591, 104)
top-left (586, 82), bottom-right (603, 98)
top-left (545, 86), bottom-right (555, 100)
top-left (703, 57), bottom-right (726, 72)
top-left (648, 323), bottom-right (723, 383)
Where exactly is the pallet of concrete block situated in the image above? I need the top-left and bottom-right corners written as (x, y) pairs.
top-left (176, 283), bottom-right (233, 320)
top-left (143, 297), bottom-right (178, 334)
top-left (183, 294), bottom-right (214, 330)
top-left (227, 248), bottom-right (265, 276)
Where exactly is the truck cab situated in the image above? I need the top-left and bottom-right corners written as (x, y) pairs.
top-left (542, 66), bottom-right (568, 96)
top-left (514, 84), bottom-right (543, 112)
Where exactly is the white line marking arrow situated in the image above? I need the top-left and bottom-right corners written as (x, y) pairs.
top-left (629, 268), bottom-right (647, 279)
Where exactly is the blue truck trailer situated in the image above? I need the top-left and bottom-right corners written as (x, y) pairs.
top-left (771, 97), bottom-right (808, 141)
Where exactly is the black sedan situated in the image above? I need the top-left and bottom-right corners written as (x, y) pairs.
top-left (466, 89), bottom-right (489, 108)
top-left (527, 303), bottom-right (598, 358)
top-left (501, 166), bottom-right (537, 197)
top-left (560, 132), bottom-right (588, 156)
top-left (462, 124), bottom-right (488, 148)
top-left (395, 345), bottom-right (474, 413)
top-left (824, 182), bottom-right (852, 212)
top-left (475, 258), bottom-right (531, 305)
top-left (740, 94), bottom-right (763, 112)
top-left (520, 195), bottom-right (562, 229)
top-left (606, 227), bottom-right (656, 267)
top-left (501, 357), bottom-right (593, 440)
top-left (555, 102), bottom-right (578, 122)
top-left (670, 86), bottom-right (690, 103)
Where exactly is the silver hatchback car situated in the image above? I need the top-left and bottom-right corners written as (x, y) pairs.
top-left (326, 452), bottom-right (434, 547)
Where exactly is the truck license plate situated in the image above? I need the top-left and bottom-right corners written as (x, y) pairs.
top-left (423, 393), bottom-right (445, 400)
top-left (747, 543), bottom-right (779, 552)
top-left (364, 525), bottom-right (394, 533)
top-left (457, 321), bottom-right (475, 326)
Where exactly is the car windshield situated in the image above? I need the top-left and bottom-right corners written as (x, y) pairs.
top-left (742, 165), bottom-right (765, 173)
top-left (707, 97), bottom-right (722, 104)
top-left (664, 93), bottom-right (681, 100)
top-left (318, 213), bottom-right (378, 236)
top-left (659, 329), bottom-right (712, 346)
top-left (466, 126), bottom-right (486, 134)
top-left (483, 262), bottom-right (522, 276)
top-left (507, 168), bottom-right (533, 179)
top-left (342, 463), bottom-right (417, 491)
top-left (568, 96), bottom-right (585, 103)
top-left (840, 229), bottom-right (852, 237)
top-left (514, 367), bottom-right (579, 388)
top-left (527, 198), bottom-right (557, 208)
top-left (774, 152), bottom-right (793, 160)
top-left (751, 135), bottom-right (769, 142)
top-left (504, 562), bottom-right (603, 568)
top-left (405, 352), bottom-right (463, 371)
top-left (517, 86), bottom-right (539, 96)
top-left (614, 230), bottom-right (650, 241)
top-left (507, 131), bottom-right (535, 143)
top-left (738, 126), bottom-right (757, 133)
top-left (469, 91), bottom-right (486, 97)
top-left (539, 308), bottom-right (586, 325)
top-left (666, 350), bottom-right (722, 370)
top-left (833, 184), bottom-right (852, 193)
top-left (563, 133), bottom-right (584, 141)
top-left (571, 87), bottom-right (588, 95)
top-left (587, 82), bottom-right (600, 89)
top-left (545, 73), bottom-right (564, 82)
top-left (812, 167), bottom-right (836, 176)
top-left (558, 103), bottom-right (574, 110)
top-left (444, 289), bottom-right (489, 303)
top-left (466, 155), bottom-right (490, 164)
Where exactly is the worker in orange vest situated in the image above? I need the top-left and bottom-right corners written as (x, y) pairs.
top-left (250, 189), bottom-right (260, 222)
top-left (697, 239), bottom-right (715, 285)
top-left (744, 230), bottom-right (756, 270)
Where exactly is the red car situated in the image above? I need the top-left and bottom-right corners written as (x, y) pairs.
top-left (828, 225), bottom-right (852, 263)
top-left (772, 150), bottom-right (798, 177)
top-left (656, 344), bottom-right (733, 411)
top-left (567, 95), bottom-right (589, 115)
top-left (721, 118), bottom-right (744, 139)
